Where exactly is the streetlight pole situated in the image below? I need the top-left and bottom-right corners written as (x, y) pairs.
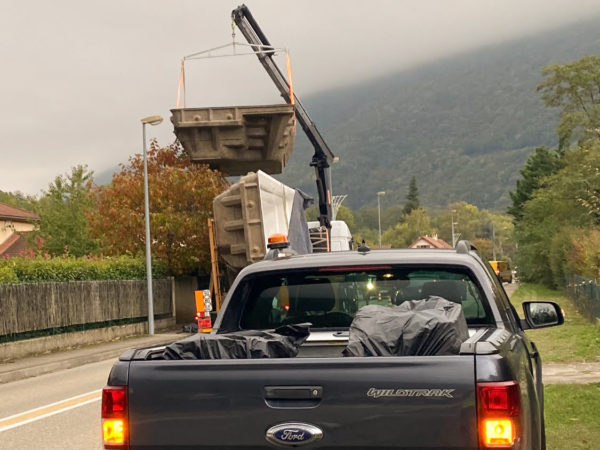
top-left (141, 115), bottom-right (163, 335)
top-left (377, 191), bottom-right (385, 248)
top-left (491, 222), bottom-right (497, 261)
top-left (451, 210), bottom-right (457, 248)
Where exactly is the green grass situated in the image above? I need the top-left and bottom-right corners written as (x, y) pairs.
top-left (544, 383), bottom-right (600, 449)
top-left (509, 283), bottom-right (600, 363)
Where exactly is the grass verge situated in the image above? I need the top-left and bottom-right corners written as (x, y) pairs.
top-left (545, 383), bottom-right (600, 449)
top-left (509, 283), bottom-right (600, 363)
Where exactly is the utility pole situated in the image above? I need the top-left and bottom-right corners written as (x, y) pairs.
top-left (377, 191), bottom-right (385, 248)
top-left (492, 222), bottom-right (497, 261)
top-left (451, 210), bottom-right (457, 248)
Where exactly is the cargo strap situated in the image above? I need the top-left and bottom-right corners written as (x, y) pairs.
top-left (176, 60), bottom-right (186, 108)
top-left (286, 51), bottom-right (297, 135)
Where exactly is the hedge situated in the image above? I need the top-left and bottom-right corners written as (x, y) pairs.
top-left (0, 255), bottom-right (168, 283)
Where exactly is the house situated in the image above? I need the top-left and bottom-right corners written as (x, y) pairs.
top-left (409, 235), bottom-right (452, 249)
top-left (0, 201), bottom-right (40, 257)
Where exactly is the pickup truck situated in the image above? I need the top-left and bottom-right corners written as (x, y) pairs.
top-left (102, 240), bottom-right (563, 449)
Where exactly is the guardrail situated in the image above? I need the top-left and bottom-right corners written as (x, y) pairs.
top-left (566, 275), bottom-right (600, 323)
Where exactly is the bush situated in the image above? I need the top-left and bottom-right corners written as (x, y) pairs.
top-left (0, 266), bottom-right (17, 283)
top-left (0, 255), bottom-right (167, 283)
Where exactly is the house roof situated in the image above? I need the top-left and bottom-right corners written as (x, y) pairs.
top-left (0, 201), bottom-right (40, 222)
top-left (409, 235), bottom-right (452, 249)
top-left (0, 234), bottom-right (23, 256)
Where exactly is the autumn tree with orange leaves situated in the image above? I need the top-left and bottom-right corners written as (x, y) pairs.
top-left (87, 141), bottom-right (227, 276)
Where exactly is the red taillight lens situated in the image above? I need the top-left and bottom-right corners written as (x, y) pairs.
top-left (102, 387), bottom-right (126, 416)
top-left (477, 381), bottom-right (521, 448)
top-left (102, 386), bottom-right (128, 449)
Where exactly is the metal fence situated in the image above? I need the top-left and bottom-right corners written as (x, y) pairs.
top-left (566, 275), bottom-right (600, 323)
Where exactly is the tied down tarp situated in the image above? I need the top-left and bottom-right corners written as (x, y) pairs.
top-left (162, 324), bottom-right (310, 360)
top-left (342, 297), bottom-right (469, 357)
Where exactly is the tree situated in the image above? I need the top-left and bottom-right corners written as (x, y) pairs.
top-left (382, 208), bottom-right (434, 248)
top-left (537, 56), bottom-right (600, 149)
top-left (507, 147), bottom-right (561, 222)
top-left (572, 139), bottom-right (600, 224)
top-left (87, 141), bottom-right (227, 276)
top-left (335, 205), bottom-right (356, 231)
top-left (33, 165), bottom-right (97, 257)
top-left (568, 228), bottom-right (600, 281)
top-left (514, 144), bottom-right (598, 286)
top-left (0, 190), bottom-right (37, 211)
top-left (403, 176), bottom-right (420, 215)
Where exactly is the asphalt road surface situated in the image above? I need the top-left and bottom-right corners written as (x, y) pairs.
top-left (0, 358), bottom-right (115, 450)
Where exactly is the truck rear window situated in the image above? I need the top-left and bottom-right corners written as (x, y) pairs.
top-left (238, 265), bottom-right (494, 330)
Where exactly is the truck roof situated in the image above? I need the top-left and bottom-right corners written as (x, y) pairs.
top-left (239, 245), bottom-right (486, 276)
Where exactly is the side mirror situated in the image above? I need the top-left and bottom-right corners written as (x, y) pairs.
top-left (522, 301), bottom-right (564, 329)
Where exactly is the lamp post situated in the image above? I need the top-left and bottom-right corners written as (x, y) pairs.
top-left (377, 191), bottom-right (385, 248)
top-left (451, 209), bottom-right (458, 248)
top-left (491, 222), bottom-right (497, 261)
top-left (141, 115), bottom-right (163, 335)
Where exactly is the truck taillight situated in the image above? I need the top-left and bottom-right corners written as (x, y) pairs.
top-left (477, 381), bottom-right (521, 448)
top-left (102, 386), bottom-right (128, 449)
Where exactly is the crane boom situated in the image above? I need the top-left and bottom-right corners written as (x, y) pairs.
top-left (232, 4), bottom-right (334, 230)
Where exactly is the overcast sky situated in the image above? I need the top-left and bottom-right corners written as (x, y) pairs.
top-left (2, 0), bottom-right (600, 196)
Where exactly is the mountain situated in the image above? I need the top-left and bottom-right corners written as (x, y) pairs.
top-left (93, 165), bottom-right (119, 186)
top-left (277, 18), bottom-right (600, 210)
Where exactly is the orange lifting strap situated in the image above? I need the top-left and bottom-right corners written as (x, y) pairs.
top-left (286, 52), bottom-right (297, 135)
top-left (176, 60), bottom-right (186, 108)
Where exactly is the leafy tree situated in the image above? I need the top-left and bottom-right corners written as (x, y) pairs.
top-left (443, 202), bottom-right (484, 242)
top-left (0, 190), bottom-right (37, 211)
top-left (304, 205), bottom-right (318, 222)
top-left (537, 55), bottom-right (600, 149)
top-left (87, 141), bottom-right (227, 276)
top-left (381, 205), bottom-right (405, 230)
top-left (572, 140), bottom-right (600, 223)
top-left (353, 207), bottom-right (379, 231)
top-left (514, 144), bottom-right (597, 286)
top-left (352, 227), bottom-right (379, 249)
top-left (33, 165), bottom-right (97, 257)
top-left (382, 208), bottom-right (434, 248)
top-left (507, 147), bottom-right (561, 222)
top-left (568, 228), bottom-right (600, 280)
top-left (403, 176), bottom-right (420, 215)
top-left (306, 204), bottom-right (356, 232)
top-left (472, 238), bottom-right (493, 261)
top-left (335, 205), bottom-right (356, 231)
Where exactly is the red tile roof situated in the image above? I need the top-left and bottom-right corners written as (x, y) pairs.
top-left (0, 234), bottom-right (21, 256)
top-left (410, 235), bottom-right (452, 249)
top-left (0, 201), bottom-right (40, 222)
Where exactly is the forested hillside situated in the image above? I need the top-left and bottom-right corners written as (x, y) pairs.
top-left (278, 18), bottom-right (600, 210)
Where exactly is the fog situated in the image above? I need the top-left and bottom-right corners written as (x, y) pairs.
top-left (1, 0), bottom-right (599, 195)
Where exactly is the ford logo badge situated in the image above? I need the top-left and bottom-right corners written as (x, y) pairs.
top-left (266, 422), bottom-right (323, 447)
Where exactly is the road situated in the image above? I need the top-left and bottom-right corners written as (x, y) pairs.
top-left (0, 358), bottom-right (115, 450)
top-left (504, 281), bottom-right (518, 297)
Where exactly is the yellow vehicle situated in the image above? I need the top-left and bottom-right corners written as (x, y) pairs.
top-left (489, 260), bottom-right (512, 283)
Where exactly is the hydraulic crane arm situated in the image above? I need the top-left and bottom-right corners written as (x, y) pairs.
top-left (232, 4), bottom-right (334, 230)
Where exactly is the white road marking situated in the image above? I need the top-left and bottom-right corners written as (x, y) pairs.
top-left (0, 389), bottom-right (102, 432)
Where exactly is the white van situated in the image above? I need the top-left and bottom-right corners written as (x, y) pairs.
top-left (307, 220), bottom-right (353, 251)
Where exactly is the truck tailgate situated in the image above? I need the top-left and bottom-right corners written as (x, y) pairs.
top-left (128, 356), bottom-right (477, 449)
